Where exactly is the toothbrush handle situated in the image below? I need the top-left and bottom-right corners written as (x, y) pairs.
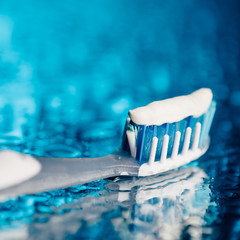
top-left (0, 150), bottom-right (139, 198)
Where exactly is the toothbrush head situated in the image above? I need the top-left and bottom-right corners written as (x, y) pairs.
top-left (122, 88), bottom-right (216, 176)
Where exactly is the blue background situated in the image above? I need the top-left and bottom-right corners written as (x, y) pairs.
top-left (0, 0), bottom-right (240, 239)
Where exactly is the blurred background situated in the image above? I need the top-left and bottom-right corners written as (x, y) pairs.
top-left (0, 0), bottom-right (240, 239)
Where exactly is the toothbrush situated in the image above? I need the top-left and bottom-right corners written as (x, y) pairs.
top-left (0, 88), bottom-right (216, 199)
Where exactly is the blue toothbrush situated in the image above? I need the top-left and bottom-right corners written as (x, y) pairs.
top-left (0, 88), bottom-right (216, 199)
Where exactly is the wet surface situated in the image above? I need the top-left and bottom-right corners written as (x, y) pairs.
top-left (0, 0), bottom-right (240, 239)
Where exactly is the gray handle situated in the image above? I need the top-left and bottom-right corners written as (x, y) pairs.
top-left (0, 150), bottom-right (139, 198)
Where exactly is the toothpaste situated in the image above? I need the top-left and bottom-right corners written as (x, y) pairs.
top-left (0, 150), bottom-right (41, 190)
top-left (129, 88), bottom-right (213, 126)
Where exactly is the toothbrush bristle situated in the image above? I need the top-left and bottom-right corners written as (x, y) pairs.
top-left (122, 100), bottom-right (216, 166)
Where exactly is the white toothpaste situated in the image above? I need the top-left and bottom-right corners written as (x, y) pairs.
top-left (0, 150), bottom-right (41, 191)
top-left (129, 88), bottom-right (213, 126)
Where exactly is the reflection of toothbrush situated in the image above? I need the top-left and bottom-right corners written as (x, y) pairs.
top-left (106, 166), bottom-right (207, 204)
top-left (106, 166), bottom-right (211, 240)
top-left (0, 88), bottom-right (216, 198)
top-left (2, 167), bottom-right (209, 239)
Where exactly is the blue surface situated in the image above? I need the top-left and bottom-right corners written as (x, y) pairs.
top-left (0, 0), bottom-right (240, 239)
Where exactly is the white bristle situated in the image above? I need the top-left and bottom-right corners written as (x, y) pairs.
top-left (202, 107), bottom-right (215, 143)
top-left (148, 137), bottom-right (158, 166)
top-left (182, 127), bottom-right (192, 155)
top-left (126, 130), bottom-right (136, 158)
top-left (123, 118), bottom-right (131, 135)
top-left (171, 131), bottom-right (181, 159)
top-left (160, 134), bottom-right (169, 162)
top-left (192, 122), bottom-right (201, 151)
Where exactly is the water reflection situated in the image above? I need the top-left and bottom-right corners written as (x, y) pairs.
top-left (0, 166), bottom-right (214, 239)
top-left (108, 167), bottom-right (214, 240)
